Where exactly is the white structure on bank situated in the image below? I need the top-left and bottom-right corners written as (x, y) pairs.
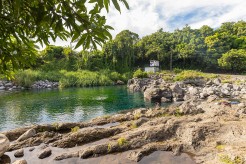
top-left (145, 60), bottom-right (160, 73)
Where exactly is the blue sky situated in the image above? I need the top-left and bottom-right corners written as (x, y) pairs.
top-left (51, 0), bottom-right (246, 49)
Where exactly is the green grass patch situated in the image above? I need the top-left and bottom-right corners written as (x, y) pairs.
top-left (133, 69), bottom-right (148, 78)
top-left (71, 126), bottom-right (80, 133)
top-left (174, 70), bottom-right (218, 81)
top-left (117, 137), bottom-right (127, 147)
top-left (219, 154), bottom-right (243, 164)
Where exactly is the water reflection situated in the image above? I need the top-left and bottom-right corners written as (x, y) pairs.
top-left (0, 86), bottom-right (153, 131)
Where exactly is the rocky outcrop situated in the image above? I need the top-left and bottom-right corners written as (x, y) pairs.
top-left (31, 80), bottom-right (59, 89)
top-left (0, 81), bottom-right (22, 91)
top-left (17, 129), bottom-right (36, 142)
top-left (0, 134), bottom-right (10, 157)
top-left (128, 77), bottom-right (246, 103)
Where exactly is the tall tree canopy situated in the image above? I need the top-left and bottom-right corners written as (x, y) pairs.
top-left (0, 0), bottom-right (129, 76)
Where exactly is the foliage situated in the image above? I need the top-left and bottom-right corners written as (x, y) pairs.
top-left (14, 69), bottom-right (39, 87)
top-left (107, 144), bottom-right (112, 152)
top-left (216, 144), bottom-right (225, 151)
top-left (133, 69), bottom-right (148, 78)
top-left (0, 0), bottom-right (129, 75)
top-left (59, 70), bottom-right (113, 88)
top-left (71, 126), bottom-right (80, 133)
top-left (174, 70), bottom-right (217, 81)
top-left (14, 69), bottom-right (128, 88)
top-left (218, 49), bottom-right (246, 72)
top-left (117, 137), bottom-right (127, 146)
top-left (130, 122), bottom-right (138, 129)
top-left (219, 154), bottom-right (243, 164)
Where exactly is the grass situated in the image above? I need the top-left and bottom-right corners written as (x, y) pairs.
top-left (174, 108), bottom-right (183, 117)
top-left (117, 137), bottom-right (127, 147)
top-left (71, 126), bottom-right (80, 133)
top-left (219, 154), bottom-right (243, 164)
top-left (13, 69), bottom-right (128, 88)
top-left (134, 113), bottom-right (141, 120)
top-left (130, 122), bottom-right (138, 129)
top-left (107, 144), bottom-right (112, 152)
top-left (133, 69), bottom-right (148, 78)
top-left (216, 144), bottom-right (225, 151)
top-left (52, 122), bottom-right (59, 130)
top-left (174, 70), bottom-right (218, 81)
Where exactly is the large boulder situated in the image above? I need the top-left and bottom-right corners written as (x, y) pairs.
top-left (144, 87), bottom-right (162, 101)
top-left (144, 86), bottom-right (172, 102)
top-left (170, 84), bottom-right (184, 101)
top-left (0, 134), bottom-right (10, 157)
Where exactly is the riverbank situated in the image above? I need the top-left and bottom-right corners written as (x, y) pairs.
top-left (0, 75), bottom-right (245, 164)
top-left (0, 95), bottom-right (246, 163)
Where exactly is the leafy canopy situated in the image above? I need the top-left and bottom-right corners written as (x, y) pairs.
top-left (0, 0), bottom-right (129, 76)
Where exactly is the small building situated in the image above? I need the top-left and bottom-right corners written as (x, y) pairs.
top-left (145, 60), bottom-right (160, 73)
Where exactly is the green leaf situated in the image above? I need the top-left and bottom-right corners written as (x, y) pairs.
top-left (112, 0), bottom-right (121, 12)
top-left (71, 32), bottom-right (80, 42)
top-left (121, 0), bottom-right (129, 9)
top-left (75, 34), bottom-right (87, 49)
top-left (104, 0), bottom-right (109, 12)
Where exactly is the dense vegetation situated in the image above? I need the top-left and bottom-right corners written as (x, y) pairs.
top-left (0, 0), bottom-right (129, 76)
top-left (32, 20), bottom-right (245, 73)
top-left (3, 20), bottom-right (246, 88)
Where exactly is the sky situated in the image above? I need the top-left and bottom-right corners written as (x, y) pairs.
top-left (50, 0), bottom-right (246, 49)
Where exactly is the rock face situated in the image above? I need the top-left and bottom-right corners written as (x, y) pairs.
top-left (0, 134), bottom-right (10, 157)
top-left (17, 129), bottom-right (36, 142)
top-left (31, 80), bottom-right (59, 89)
top-left (38, 148), bottom-right (52, 159)
top-left (128, 76), bottom-right (246, 103)
top-left (0, 80), bottom-right (20, 91)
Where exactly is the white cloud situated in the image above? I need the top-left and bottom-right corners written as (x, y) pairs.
top-left (106, 0), bottom-right (246, 37)
top-left (51, 0), bottom-right (246, 48)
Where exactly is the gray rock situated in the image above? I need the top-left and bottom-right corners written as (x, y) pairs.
top-left (0, 134), bottom-right (10, 157)
top-left (38, 148), bottom-right (52, 159)
top-left (188, 87), bottom-right (199, 95)
top-left (12, 159), bottom-right (27, 164)
top-left (4, 82), bottom-right (13, 87)
top-left (14, 149), bottom-right (24, 157)
top-left (213, 78), bottom-right (221, 85)
top-left (17, 128), bottom-right (36, 142)
top-left (29, 147), bottom-right (35, 151)
top-left (0, 86), bottom-right (5, 90)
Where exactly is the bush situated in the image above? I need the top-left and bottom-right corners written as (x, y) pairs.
top-left (133, 69), bottom-right (148, 78)
top-left (14, 69), bottom-right (39, 87)
top-left (59, 70), bottom-right (113, 88)
top-left (174, 70), bottom-right (217, 81)
top-left (218, 49), bottom-right (246, 72)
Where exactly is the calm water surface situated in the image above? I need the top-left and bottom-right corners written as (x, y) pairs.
top-left (0, 86), bottom-right (154, 132)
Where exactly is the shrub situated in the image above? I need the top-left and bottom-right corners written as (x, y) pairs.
top-left (133, 69), bottom-right (148, 78)
top-left (14, 69), bottom-right (39, 87)
top-left (71, 126), bottom-right (80, 133)
top-left (218, 49), bottom-right (246, 72)
top-left (174, 70), bottom-right (217, 81)
top-left (117, 137), bottom-right (127, 146)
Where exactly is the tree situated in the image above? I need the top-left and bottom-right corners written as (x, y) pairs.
top-left (218, 49), bottom-right (246, 72)
top-left (0, 0), bottom-right (129, 76)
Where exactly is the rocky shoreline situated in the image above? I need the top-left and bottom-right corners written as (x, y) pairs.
top-left (0, 80), bottom-right (59, 91)
top-left (0, 76), bottom-right (246, 164)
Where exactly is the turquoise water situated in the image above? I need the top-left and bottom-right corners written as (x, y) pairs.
top-left (0, 86), bottom-right (153, 132)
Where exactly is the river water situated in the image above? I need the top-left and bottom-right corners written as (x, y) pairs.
top-left (0, 86), bottom-right (154, 132)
